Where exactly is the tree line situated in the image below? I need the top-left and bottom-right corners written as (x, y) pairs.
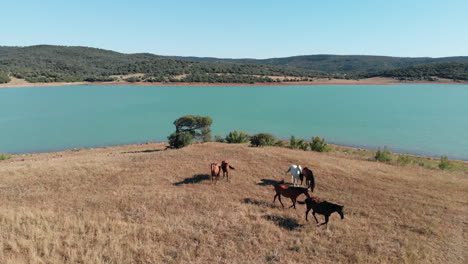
top-left (361, 62), bottom-right (468, 81)
top-left (0, 45), bottom-right (337, 83)
top-left (0, 45), bottom-right (467, 83)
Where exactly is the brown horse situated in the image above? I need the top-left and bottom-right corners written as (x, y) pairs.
top-left (210, 163), bottom-right (221, 183)
top-left (221, 160), bottom-right (235, 181)
top-left (300, 197), bottom-right (344, 228)
top-left (301, 167), bottom-right (315, 192)
top-left (273, 180), bottom-right (310, 209)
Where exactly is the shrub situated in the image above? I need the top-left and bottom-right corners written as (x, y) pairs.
top-left (310, 136), bottom-right (329, 152)
top-left (289, 136), bottom-right (304, 149)
top-left (438, 156), bottom-right (452, 170)
top-left (290, 136), bottom-right (309, 150)
top-left (124, 76), bottom-right (141, 82)
top-left (168, 132), bottom-right (193, 149)
top-left (250, 133), bottom-right (276, 147)
top-left (214, 135), bottom-right (225, 142)
top-left (375, 146), bottom-right (392, 162)
top-left (0, 72), bottom-right (11, 83)
top-left (85, 76), bottom-right (117, 82)
top-left (274, 140), bottom-right (286, 147)
top-left (0, 153), bottom-right (12, 161)
top-left (397, 154), bottom-right (411, 165)
top-left (225, 130), bottom-right (250, 143)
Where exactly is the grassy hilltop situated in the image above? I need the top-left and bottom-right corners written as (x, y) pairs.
top-left (0, 143), bottom-right (466, 263)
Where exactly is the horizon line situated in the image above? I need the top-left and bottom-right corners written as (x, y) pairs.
top-left (2, 43), bottom-right (468, 60)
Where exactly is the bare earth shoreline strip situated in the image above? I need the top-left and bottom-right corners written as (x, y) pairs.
top-left (1, 77), bottom-right (467, 89)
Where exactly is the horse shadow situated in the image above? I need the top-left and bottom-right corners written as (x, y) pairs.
top-left (242, 198), bottom-right (275, 208)
top-left (264, 215), bottom-right (303, 231)
top-left (173, 174), bottom-right (210, 186)
top-left (257, 179), bottom-right (281, 186)
top-left (122, 149), bottom-right (165, 154)
top-left (257, 179), bottom-right (294, 187)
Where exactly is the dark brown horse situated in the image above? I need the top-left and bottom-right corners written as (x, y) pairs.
top-left (210, 163), bottom-right (221, 183)
top-left (301, 167), bottom-right (315, 192)
top-left (300, 197), bottom-right (344, 228)
top-left (273, 180), bottom-right (310, 209)
top-left (221, 160), bottom-right (235, 181)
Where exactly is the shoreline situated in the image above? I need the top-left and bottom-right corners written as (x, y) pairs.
top-left (4, 140), bottom-right (467, 163)
top-left (1, 77), bottom-right (467, 89)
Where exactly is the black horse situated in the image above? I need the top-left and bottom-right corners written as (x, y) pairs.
top-left (300, 197), bottom-right (344, 228)
top-left (301, 167), bottom-right (315, 192)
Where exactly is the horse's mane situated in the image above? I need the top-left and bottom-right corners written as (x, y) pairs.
top-left (311, 197), bottom-right (324, 203)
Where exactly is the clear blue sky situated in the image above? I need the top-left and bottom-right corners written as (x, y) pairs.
top-left (2, 0), bottom-right (467, 58)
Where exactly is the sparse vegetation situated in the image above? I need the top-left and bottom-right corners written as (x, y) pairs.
top-left (397, 154), bottom-right (411, 165)
top-left (225, 130), bottom-right (250, 143)
top-left (438, 155), bottom-right (452, 170)
top-left (0, 153), bottom-right (12, 160)
top-left (375, 146), bottom-right (392, 162)
top-left (250, 133), bottom-right (276, 147)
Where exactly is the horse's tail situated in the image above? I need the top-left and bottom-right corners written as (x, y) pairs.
top-left (229, 165), bottom-right (235, 170)
top-left (309, 173), bottom-right (315, 192)
top-left (338, 206), bottom-right (344, 219)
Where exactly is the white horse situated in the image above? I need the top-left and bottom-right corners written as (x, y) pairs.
top-left (286, 165), bottom-right (302, 186)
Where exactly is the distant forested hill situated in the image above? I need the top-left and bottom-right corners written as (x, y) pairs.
top-left (174, 54), bottom-right (468, 73)
top-left (0, 45), bottom-right (467, 83)
top-left (363, 62), bottom-right (468, 81)
top-left (0, 45), bottom-right (330, 83)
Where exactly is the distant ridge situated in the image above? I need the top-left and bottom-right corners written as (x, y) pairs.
top-left (0, 45), bottom-right (467, 83)
top-left (173, 54), bottom-right (468, 73)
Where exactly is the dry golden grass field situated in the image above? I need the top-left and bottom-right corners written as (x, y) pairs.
top-left (0, 143), bottom-right (467, 263)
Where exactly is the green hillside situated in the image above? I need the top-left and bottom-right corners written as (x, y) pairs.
top-left (1, 45), bottom-right (467, 83)
top-left (363, 62), bottom-right (468, 81)
top-left (175, 54), bottom-right (468, 73)
top-left (0, 45), bottom-right (330, 83)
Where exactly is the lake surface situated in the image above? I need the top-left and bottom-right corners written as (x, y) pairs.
top-left (0, 84), bottom-right (467, 160)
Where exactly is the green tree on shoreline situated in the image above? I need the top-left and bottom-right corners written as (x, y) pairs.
top-left (168, 115), bottom-right (213, 148)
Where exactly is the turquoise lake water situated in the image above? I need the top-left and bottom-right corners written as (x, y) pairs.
top-left (0, 84), bottom-right (467, 160)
